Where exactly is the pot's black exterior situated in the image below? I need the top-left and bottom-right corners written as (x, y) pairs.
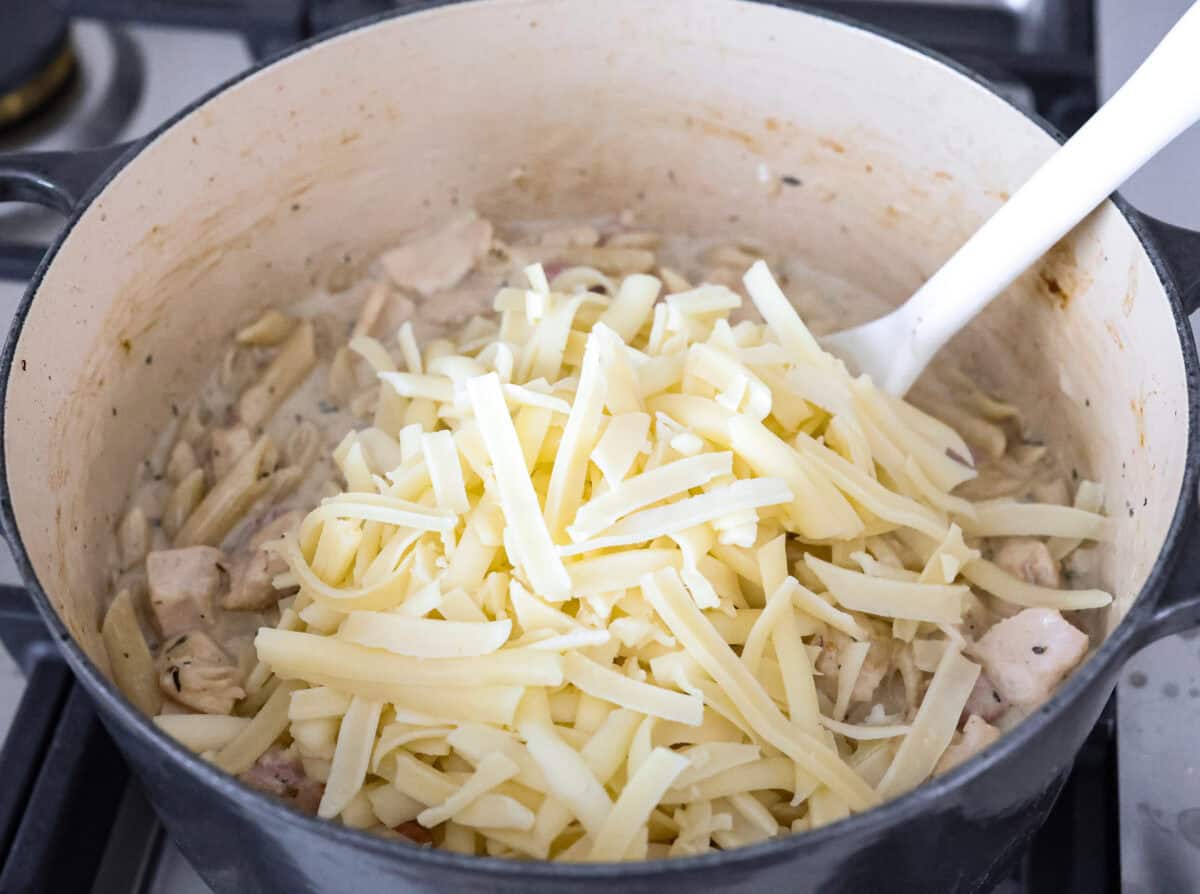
top-left (3, 3), bottom-right (1200, 893)
top-left (94, 638), bottom-right (1112, 894)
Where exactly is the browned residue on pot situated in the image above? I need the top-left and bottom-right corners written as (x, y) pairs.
top-left (684, 115), bottom-right (760, 152)
top-left (1131, 397), bottom-right (1146, 448)
top-left (1123, 262), bottom-right (1137, 316)
top-left (1105, 320), bottom-right (1125, 351)
top-left (1037, 240), bottom-right (1091, 309)
top-left (817, 136), bottom-right (846, 154)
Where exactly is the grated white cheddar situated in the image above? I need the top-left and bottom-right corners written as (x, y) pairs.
top-left (231, 252), bottom-right (1112, 863)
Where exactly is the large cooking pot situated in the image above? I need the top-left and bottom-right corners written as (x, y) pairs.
top-left (1, 1), bottom-right (1199, 891)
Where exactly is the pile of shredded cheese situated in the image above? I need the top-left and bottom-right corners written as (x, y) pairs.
top-left (217, 259), bottom-right (1109, 860)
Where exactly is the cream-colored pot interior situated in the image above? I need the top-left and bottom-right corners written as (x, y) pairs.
top-left (4, 0), bottom-right (1188, 674)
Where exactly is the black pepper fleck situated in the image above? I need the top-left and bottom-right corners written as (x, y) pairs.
top-left (171, 667), bottom-right (182, 691)
top-left (145, 354), bottom-right (153, 365)
top-left (19, 359), bottom-right (25, 371)
top-left (781, 175), bottom-right (802, 187)
top-left (1032, 645), bottom-right (1047, 655)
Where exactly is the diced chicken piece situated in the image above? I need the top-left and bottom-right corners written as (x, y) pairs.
top-left (972, 608), bottom-right (1089, 707)
top-left (209, 425), bottom-right (254, 482)
top-left (221, 551), bottom-right (280, 612)
top-left (816, 631), bottom-right (893, 702)
top-left (936, 715), bottom-right (1001, 774)
top-left (156, 630), bottom-right (244, 714)
top-left (380, 214), bottom-right (493, 297)
top-left (222, 511), bottom-right (303, 612)
top-left (146, 546), bottom-right (226, 637)
top-left (240, 747), bottom-right (324, 814)
top-left (962, 671), bottom-right (1008, 723)
top-left (993, 537), bottom-right (1061, 588)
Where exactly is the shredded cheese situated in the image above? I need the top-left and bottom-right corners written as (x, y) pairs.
top-left (227, 253), bottom-right (1113, 862)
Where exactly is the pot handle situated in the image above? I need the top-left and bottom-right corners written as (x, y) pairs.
top-left (0, 142), bottom-right (135, 215)
top-left (1125, 209), bottom-right (1200, 645)
top-left (1135, 513), bottom-right (1200, 648)
top-left (1131, 209), bottom-right (1200, 314)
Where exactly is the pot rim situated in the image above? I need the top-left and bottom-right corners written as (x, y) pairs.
top-left (1, 0), bottom-right (1196, 880)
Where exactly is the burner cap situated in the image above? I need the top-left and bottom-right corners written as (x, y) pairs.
top-left (0, 8), bottom-right (76, 130)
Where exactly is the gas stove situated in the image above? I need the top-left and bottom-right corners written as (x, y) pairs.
top-left (0, 2), bottom-right (1197, 892)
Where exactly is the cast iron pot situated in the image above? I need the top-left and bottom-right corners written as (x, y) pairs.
top-left (1, 2), bottom-right (1199, 891)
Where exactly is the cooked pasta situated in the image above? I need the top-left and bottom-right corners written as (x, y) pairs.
top-left (101, 213), bottom-right (1111, 861)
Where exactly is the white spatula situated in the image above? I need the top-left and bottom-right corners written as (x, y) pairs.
top-left (821, 0), bottom-right (1200, 396)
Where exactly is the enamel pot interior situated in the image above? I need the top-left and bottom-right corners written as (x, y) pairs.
top-left (0, 0), bottom-right (1191, 869)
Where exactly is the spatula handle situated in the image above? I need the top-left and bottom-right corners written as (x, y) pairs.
top-left (895, 0), bottom-right (1200, 390)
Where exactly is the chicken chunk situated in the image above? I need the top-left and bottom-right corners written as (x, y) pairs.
top-left (220, 511), bottom-right (302, 612)
top-left (936, 715), bottom-right (1001, 774)
top-left (380, 214), bottom-right (493, 297)
top-left (156, 630), bottom-right (244, 714)
top-left (962, 671), bottom-right (1008, 723)
top-left (221, 551), bottom-right (280, 612)
top-left (816, 631), bottom-right (893, 702)
top-left (146, 546), bottom-right (226, 637)
top-left (241, 747), bottom-right (324, 814)
top-left (993, 537), bottom-right (1061, 588)
top-left (971, 608), bottom-right (1089, 707)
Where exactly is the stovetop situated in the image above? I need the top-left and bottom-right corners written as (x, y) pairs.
top-left (0, 2), bottom-right (1198, 892)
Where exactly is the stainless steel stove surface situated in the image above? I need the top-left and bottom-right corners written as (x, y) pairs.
top-left (0, 2), bottom-right (1197, 892)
